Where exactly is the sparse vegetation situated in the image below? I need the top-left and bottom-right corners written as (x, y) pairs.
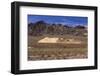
top-left (28, 21), bottom-right (88, 61)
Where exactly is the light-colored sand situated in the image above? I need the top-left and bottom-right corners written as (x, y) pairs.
top-left (38, 37), bottom-right (59, 43)
top-left (38, 37), bottom-right (82, 44)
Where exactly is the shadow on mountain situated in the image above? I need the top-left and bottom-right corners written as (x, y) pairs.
top-left (28, 20), bottom-right (87, 36)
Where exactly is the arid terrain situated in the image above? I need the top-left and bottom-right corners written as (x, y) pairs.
top-left (28, 21), bottom-right (88, 61)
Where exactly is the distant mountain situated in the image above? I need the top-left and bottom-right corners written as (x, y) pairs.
top-left (28, 21), bottom-right (87, 36)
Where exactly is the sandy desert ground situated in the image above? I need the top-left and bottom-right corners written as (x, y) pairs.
top-left (28, 35), bottom-right (87, 61)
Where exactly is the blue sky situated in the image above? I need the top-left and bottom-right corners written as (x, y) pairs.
top-left (28, 15), bottom-right (88, 26)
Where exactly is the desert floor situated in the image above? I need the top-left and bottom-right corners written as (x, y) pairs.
top-left (28, 35), bottom-right (87, 61)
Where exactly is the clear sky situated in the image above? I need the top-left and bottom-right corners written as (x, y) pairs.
top-left (28, 15), bottom-right (88, 26)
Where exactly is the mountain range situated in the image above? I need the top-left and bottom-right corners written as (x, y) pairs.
top-left (28, 21), bottom-right (87, 36)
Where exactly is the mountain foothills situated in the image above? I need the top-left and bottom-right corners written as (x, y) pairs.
top-left (28, 21), bottom-right (87, 36)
